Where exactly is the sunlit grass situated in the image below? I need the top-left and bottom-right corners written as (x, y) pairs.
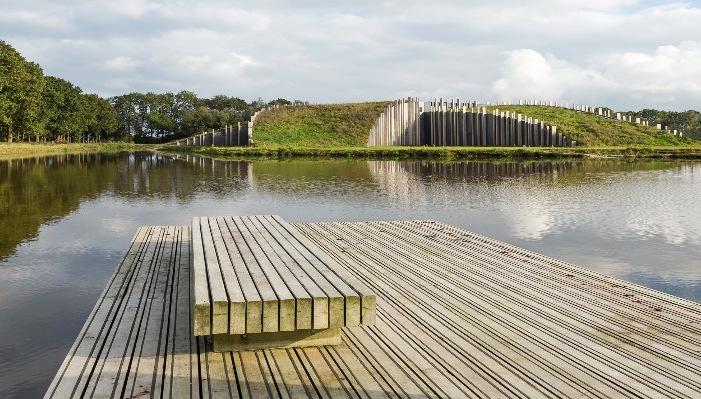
top-left (251, 102), bottom-right (390, 147)
top-left (485, 106), bottom-right (692, 146)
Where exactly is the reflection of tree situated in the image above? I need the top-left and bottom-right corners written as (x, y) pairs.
top-left (0, 154), bottom-right (685, 262)
top-left (0, 153), bottom-right (251, 261)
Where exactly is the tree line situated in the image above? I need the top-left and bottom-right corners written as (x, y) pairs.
top-left (1, 40), bottom-right (301, 143)
top-left (632, 109), bottom-right (701, 140)
top-left (4, 38), bottom-right (699, 143)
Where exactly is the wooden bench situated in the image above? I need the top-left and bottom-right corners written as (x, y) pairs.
top-left (191, 215), bottom-right (376, 351)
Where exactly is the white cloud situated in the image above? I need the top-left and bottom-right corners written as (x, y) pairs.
top-left (491, 42), bottom-right (701, 109)
top-left (103, 56), bottom-right (141, 71)
top-left (0, 10), bottom-right (72, 31)
top-left (2, 0), bottom-right (701, 109)
top-left (492, 49), bottom-right (611, 102)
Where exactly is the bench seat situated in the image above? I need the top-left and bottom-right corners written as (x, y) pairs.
top-left (191, 215), bottom-right (376, 351)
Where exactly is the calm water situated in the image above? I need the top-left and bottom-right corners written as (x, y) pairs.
top-left (1, 152), bottom-right (700, 397)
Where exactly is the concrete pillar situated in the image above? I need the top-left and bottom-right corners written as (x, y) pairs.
top-left (551, 126), bottom-right (557, 147)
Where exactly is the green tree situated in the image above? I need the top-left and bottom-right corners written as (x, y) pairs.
top-left (41, 76), bottom-right (84, 142)
top-left (82, 94), bottom-right (118, 141)
top-left (0, 40), bottom-right (44, 142)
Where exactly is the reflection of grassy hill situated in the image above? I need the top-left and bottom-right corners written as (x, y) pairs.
top-left (486, 106), bottom-right (691, 146)
top-left (252, 102), bottom-right (389, 147)
top-left (0, 143), bottom-right (153, 160)
top-left (252, 159), bottom-right (372, 180)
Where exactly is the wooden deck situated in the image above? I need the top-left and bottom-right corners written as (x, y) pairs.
top-left (45, 220), bottom-right (701, 398)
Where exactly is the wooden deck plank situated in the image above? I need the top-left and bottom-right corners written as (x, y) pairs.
top-left (300, 224), bottom-right (538, 399)
top-left (199, 218), bottom-right (230, 335)
top-left (368, 221), bottom-right (701, 393)
top-left (237, 216), bottom-right (297, 332)
top-left (262, 216), bottom-right (345, 329)
top-left (223, 217), bottom-right (280, 334)
top-left (217, 217), bottom-right (264, 335)
top-left (85, 227), bottom-right (167, 398)
top-left (154, 226), bottom-right (180, 397)
top-left (270, 215), bottom-right (370, 327)
top-left (192, 218), bottom-right (213, 336)
top-left (317, 221), bottom-right (666, 398)
top-left (162, 226), bottom-right (197, 398)
top-left (123, 226), bottom-right (177, 398)
top-left (48, 220), bottom-right (701, 399)
top-left (44, 226), bottom-right (152, 399)
top-left (208, 217), bottom-right (247, 335)
top-left (238, 350), bottom-right (274, 398)
top-left (256, 215), bottom-right (329, 331)
top-left (247, 216), bottom-right (314, 331)
top-left (268, 349), bottom-right (313, 399)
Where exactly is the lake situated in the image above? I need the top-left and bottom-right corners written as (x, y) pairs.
top-left (1, 152), bottom-right (700, 398)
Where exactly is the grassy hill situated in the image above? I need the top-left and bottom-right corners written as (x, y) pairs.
top-left (251, 102), bottom-right (389, 147)
top-left (486, 106), bottom-right (691, 146)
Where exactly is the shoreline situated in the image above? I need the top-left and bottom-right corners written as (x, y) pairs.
top-left (158, 144), bottom-right (701, 160)
top-left (0, 143), bottom-right (156, 160)
top-left (3, 142), bottom-right (701, 161)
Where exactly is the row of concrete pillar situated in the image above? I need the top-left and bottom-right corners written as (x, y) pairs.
top-left (423, 108), bottom-right (572, 147)
top-left (173, 122), bottom-right (250, 147)
top-left (368, 98), bottom-right (575, 147)
top-left (492, 99), bottom-right (684, 137)
top-left (368, 98), bottom-right (423, 146)
top-left (171, 104), bottom-right (292, 147)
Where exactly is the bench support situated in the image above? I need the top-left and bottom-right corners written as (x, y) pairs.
top-left (212, 328), bottom-right (341, 352)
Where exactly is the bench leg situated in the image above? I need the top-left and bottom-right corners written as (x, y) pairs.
top-left (212, 328), bottom-right (341, 352)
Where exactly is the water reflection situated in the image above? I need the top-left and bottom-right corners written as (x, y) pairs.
top-left (0, 152), bottom-right (700, 398)
top-left (0, 153), bottom-right (253, 261)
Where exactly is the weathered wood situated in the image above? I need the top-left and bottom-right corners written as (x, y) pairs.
top-left (192, 215), bottom-right (372, 339)
top-left (192, 218), bottom-right (212, 336)
top-left (198, 217), bottom-right (229, 335)
top-left (270, 215), bottom-right (374, 326)
top-left (223, 217), bottom-right (280, 333)
top-left (48, 221), bottom-right (701, 398)
top-left (216, 216), bottom-right (263, 334)
top-left (213, 328), bottom-right (341, 352)
top-left (255, 215), bottom-right (330, 331)
top-left (208, 217), bottom-right (246, 335)
top-left (250, 218), bottom-right (316, 331)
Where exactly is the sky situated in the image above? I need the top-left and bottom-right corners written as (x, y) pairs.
top-left (2, 0), bottom-right (701, 111)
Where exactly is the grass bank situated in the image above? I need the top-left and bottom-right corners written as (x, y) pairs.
top-left (0, 142), bottom-right (156, 160)
top-left (485, 105), bottom-right (691, 146)
top-left (160, 144), bottom-right (701, 160)
top-left (252, 102), bottom-right (389, 147)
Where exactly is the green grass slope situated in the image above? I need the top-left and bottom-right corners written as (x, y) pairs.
top-left (251, 102), bottom-right (389, 147)
top-left (486, 106), bottom-right (693, 146)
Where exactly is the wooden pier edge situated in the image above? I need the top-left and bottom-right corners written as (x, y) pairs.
top-left (45, 220), bottom-right (701, 398)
